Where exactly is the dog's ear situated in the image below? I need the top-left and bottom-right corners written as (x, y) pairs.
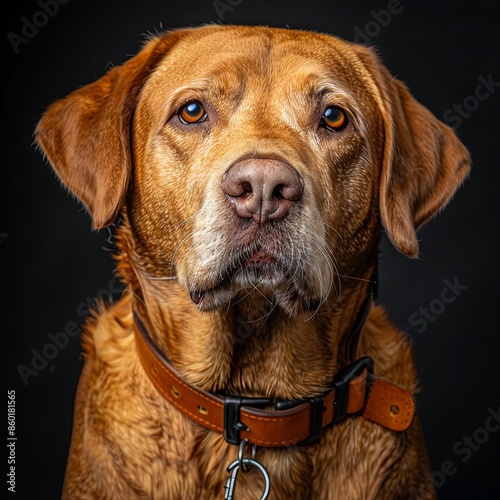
top-left (358, 48), bottom-right (471, 258)
top-left (35, 32), bottom-right (182, 229)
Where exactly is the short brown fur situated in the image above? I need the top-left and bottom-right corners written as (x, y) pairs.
top-left (36, 25), bottom-right (470, 499)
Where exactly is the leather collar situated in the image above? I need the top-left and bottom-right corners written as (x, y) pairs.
top-left (133, 310), bottom-right (415, 448)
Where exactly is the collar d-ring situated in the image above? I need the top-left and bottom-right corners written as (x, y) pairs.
top-left (238, 438), bottom-right (256, 473)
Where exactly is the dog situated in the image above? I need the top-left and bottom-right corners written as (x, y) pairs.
top-left (36, 25), bottom-right (470, 499)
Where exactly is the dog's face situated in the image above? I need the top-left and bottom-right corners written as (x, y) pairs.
top-left (36, 25), bottom-right (470, 318)
top-left (130, 28), bottom-right (385, 315)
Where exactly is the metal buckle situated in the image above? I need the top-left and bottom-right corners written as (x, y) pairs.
top-left (223, 356), bottom-right (374, 447)
top-left (224, 396), bottom-right (273, 445)
top-left (332, 356), bottom-right (374, 424)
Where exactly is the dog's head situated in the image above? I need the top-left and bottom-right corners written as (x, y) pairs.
top-left (36, 25), bottom-right (470, 317)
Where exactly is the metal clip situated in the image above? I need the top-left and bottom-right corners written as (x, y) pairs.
top-left (224, 458), bottom-right (270, 500)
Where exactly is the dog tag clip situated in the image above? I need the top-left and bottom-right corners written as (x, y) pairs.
top-left (224, 458), bottom-right (270, 500)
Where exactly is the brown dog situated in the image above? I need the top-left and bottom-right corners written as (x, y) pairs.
top-left (36, 25), bottom-right (470, 499)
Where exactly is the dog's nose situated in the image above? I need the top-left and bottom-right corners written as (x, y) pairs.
top-left (221, 159), bottom-right (303, 224)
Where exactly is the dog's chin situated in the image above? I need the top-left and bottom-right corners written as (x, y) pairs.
top-left (188, 261), bottom-right (321, 316)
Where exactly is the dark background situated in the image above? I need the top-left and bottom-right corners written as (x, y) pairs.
top-left (1, 0), bottom-right (499, 498)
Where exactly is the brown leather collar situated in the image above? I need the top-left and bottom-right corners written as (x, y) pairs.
top-left (133, 313), bottom-right (415, 447)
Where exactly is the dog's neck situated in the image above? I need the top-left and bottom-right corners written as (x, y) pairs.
top-left (115, 220), bottom-right (375, 400)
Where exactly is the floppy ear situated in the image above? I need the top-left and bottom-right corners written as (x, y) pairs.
top-left (35, 32), bottom-right (182, 229)
top-left (363, 52), bottom-right (471, 258)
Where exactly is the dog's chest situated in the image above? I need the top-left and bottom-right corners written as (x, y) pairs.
top-left (95, 381), bottom-right (400, 499)
top-left (77, 303), bottom-right (406, 499)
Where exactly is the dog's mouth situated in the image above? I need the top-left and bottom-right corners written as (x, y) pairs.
top-left (184, 203), bottom-right (335, 316)
top-left (243, 250), bottom-right (275, 266)
top-left (187, 243), bottom-right (326, 315)
top-left (189, 246), bottom-right (281, 307)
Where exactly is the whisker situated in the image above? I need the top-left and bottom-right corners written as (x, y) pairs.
top-left (260, 294), bottom-right (279, 327)
top-left (321, 221), bottom-right (345, 244)
top-left (225, 296), bottom-right (233, 317)
top-left (169, 210), bottom-right (205, 273)
top-left (231, 274), bottom-right (273, 307)
top-left (252, 282), bottom-right (273, 304)
top-left (303, 236), bottom-right (341, 321)
top-left (176, 212), bottom-right (198, 229)
top-left (338, 274), bottom-right (376, 284)
top-left (130, 289), bottom-right (146, 308)
top-left (170, 232), bottom-right (194, 277)
top-left (308, 217), bottom-right (342, 301)
top-left (143, 274), bottom-right (178, 281)
top-left (251, 278), bottom-right (279, 327)
top-left (314, 238), bottom-right (339, 297)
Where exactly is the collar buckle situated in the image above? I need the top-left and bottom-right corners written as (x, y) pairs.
top-left (224, 396), bottom-right (273, 445)
top-left (332, 356), bottom-right (374, 424)
top-left (299, 395), bottom-right (327, 445)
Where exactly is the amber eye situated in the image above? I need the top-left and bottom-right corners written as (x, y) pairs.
top-left (178, 101), bottom-right (207, 124)
top-left (321, 106), bottom-right (347, 131)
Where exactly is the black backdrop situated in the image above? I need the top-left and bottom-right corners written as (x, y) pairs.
top-left (2, 0), bottom-right (499, 498)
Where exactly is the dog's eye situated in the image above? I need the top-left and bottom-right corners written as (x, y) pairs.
top-left (178, 101), bottom-right (207, 124)
top-left (321, 106), bottom-right (347, 131)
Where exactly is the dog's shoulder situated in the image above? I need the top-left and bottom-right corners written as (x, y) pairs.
top-left (81, 293), bottom-right (134, 365)
top-left (66, 294), bottom-right (201, 497)
top-left (362, 305), bottom-right (418, 392)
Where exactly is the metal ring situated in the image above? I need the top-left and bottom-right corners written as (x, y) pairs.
top-left (226, 459), bottom-right (270, 500)
top-left (237, 439), bottom-right (256, 472)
